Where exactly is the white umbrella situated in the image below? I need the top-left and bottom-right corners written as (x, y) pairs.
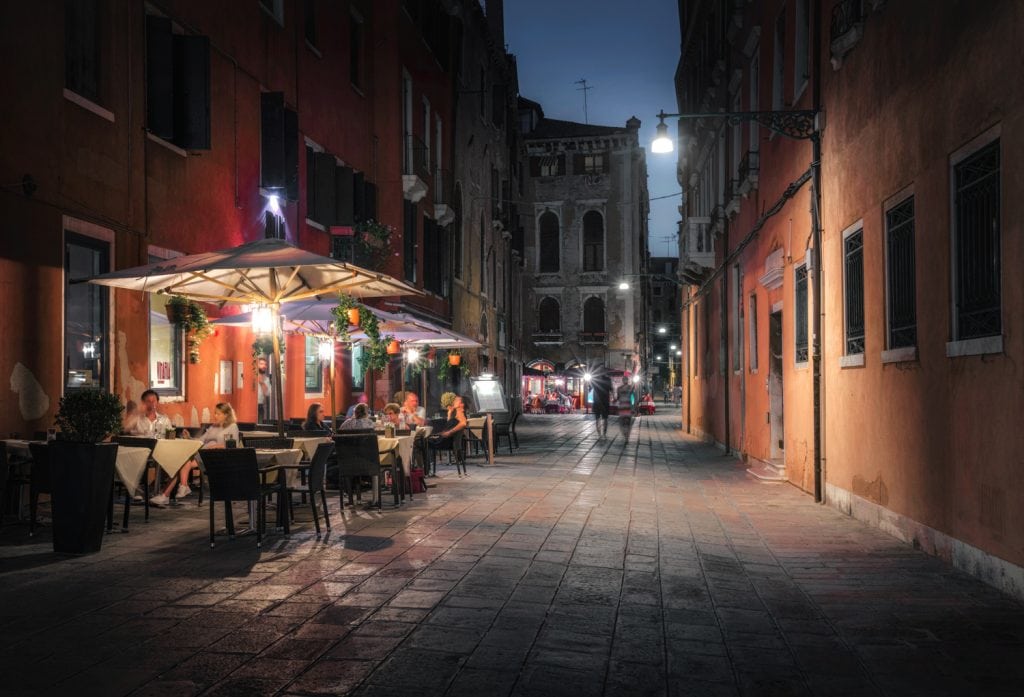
top-left (85, 238), bottom-right (420, 434)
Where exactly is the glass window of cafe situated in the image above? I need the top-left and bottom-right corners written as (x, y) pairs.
top-left (149, 289), bottom-right (183, 395)
top-left (64, 232), bottom-right (109, 390)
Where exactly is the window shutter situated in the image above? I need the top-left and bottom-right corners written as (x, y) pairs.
top-left (305, 146), bottom-right (316, 214)
top-left (66, 0), bottom-right (100, 103)
top-left (529, 157), bottom-right (541, 177)
top-left (364, 182), bottom-right (378, 220)
top-left (172, 34), bottom-right (210, 149)
top-left (353, 172), bottom-right (366, 222)
top-left (335, 165), bottom-right (354, 226)
top-left (573, 154), bottom-right (584, 175)
top-left (260, 92), bottom-right (285, 190)
top-left (284, 109), bottom-right (299, 200)
top-left (145, 15), bottom-right (174, 140)
top-left (557, 156), bottom-right (566, 176)
top-left (313, 153), bottom-right (336, 226)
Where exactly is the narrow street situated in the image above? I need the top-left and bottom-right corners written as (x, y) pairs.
top-left (1, 413), bottom-right (1022, 696)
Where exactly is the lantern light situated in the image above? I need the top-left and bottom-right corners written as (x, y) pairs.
top-left (651, 116), bottom-right (674, 154)
top-left (318, 340), bottom-right (333, 361)
top-left (251, 304), bottom-right (274, 335)
top-left (406, 348), bottom-right (421, 363)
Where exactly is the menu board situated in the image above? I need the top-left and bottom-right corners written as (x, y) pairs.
top-left (471, 378), bottom-right (508, 413)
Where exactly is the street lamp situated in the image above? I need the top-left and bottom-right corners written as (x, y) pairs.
top-left (658, 326), bottom-right (667, 334)
top-left (617, 281), bottom-right (630, 290)
top-left (651, 115), bottom-right (674, 154)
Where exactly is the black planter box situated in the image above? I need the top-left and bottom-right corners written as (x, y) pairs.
top-left (49, 442), bottom-right (118, 555)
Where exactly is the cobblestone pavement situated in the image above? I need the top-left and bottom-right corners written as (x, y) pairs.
top-left (2, 413), bottom-right (1023, 697)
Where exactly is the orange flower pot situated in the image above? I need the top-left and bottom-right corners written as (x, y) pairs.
top-left (387, 340), bottom-right (401, 355)
top-left (449, 354), bottom-right (461, 366)
top-left (347, 308), bottom-right (360, 326)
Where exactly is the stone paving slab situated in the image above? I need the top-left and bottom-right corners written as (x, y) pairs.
top-left (1, 413), bottom-right (1023, 696)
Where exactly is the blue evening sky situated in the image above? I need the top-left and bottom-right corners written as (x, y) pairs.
top-left (504, 0), bottom-right (681, 258)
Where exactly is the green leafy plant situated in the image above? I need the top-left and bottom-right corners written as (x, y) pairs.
top-left (167, 296), bottom-right (213, 364)
top-left (55, 390), bottom-right (124, 443)
top-left (332, 293), bottom-right (361, 343)
top-left (437, 350), bottom-right (471, 382)
top-left (353, 219), bottom-right (395, 269)
top-left (333, 293), bottom-right (394, 376)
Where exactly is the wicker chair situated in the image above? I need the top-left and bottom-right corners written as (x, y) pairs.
top-left (333, 434), bottom-right (387, 510)
top-left (27, 443), bottom-right (52, 535)
top-left (279, 442), bottom-right (333, 536)
top-left (200, 448), bottom-right (279, 548)
top-left (241, 436), bottom-right (295, 450)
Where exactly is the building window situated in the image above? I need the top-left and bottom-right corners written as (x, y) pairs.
top-left (885, 197), bottom-right (916, 349)
top-left (795, 263), bottom-right (808, 364)
top-left (65, 232), bottom-right (109, 390)
top-left (772, 6), bottom-right (786, 110)
top-left (538, 211), bottom-right (559, 273)
top-left (304, 336), bottom-right (322, 393)
top-left (304, 0), bottom-right (316, 48)
top-left (480, 312), bottom-right (489, 341)
top-left (732, 265), bottom-right (743, 371)
top-left (259, 0), bottom-right (284, 26)
top-left (422, 98), bottom-right (431, 172)
top-left (653, 286), bottom-right (663, 297)
top-left (582, 211), bottom-right (604, 271)
top-left (582, 154), bottom-right (605, 175)
top-left (265, 210), bottom-right (285, 239)
top-left (403, 200), bottom-right (417, 283)
top-left (479, 67), bottom-right (487, 119)
top-left (748, 294), bottom-right (758, 371)
top-left (66, 0), bottom-right (101, 104)
top-left (402, 70), bottom-right (413, 175)
top-left (794, 0), bottom-right (810, 97)
top-left (350, 10), bottom-right (364, 88)
top-left (953, 139), bottom-right (1001, 340)
top-left (539, 297), bottom-right (560, 333)
top-left (149, 275), bottom-right (182, 395)
top-left (583, 297), bottom-right (605, 336)
top-left (843, 228), bottom-right (865, 355)
top-left (452, 183), bottom-right (463, 279)
top-left (749, 48), bottom-right (760, 152)
top-left (350, 345), bottom-right (365, 390)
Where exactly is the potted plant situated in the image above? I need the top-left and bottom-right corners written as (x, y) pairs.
top-left (166, 296), bottom-right (213, 363)
top-left (386, 339), bottom-right (401, 355)
top-left (50, 389), bottom-right (123, 554)
top-left (332, 293), bottom-right (361, 342)
top-left (449, 350), bottom-right (462, 366)
top-left (353, 219), bottom-right (395, 270)
top-left (437, 351), bottom-right (471, 383)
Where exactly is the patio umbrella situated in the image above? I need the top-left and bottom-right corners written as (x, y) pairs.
top-left (84, 238), bottom-right (420, 435)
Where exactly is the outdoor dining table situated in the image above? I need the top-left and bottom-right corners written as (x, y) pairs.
top-left (114, 446), bottom-right (155, 497)
top-left (291, 436), bottom-right (331, 461)
top-left (150, 439), bottom-right (203, 477)
top-left (254, 448), bottom-right (304, 486)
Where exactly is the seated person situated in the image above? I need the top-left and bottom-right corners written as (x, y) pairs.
top-left (399, 392), bottom-right (426, 428)
top-left (151, 402), bottom-right (238, 506)
top-left (382, 402), bottom-right (402, 427)
top-left (122, 399), bottom-right (140, 434)
top-left (302, 402), bottom-right (329, 432)
top-left (339, 403), bottom-right (375, 431)
top-left (131, 389), bottom-right (173, 438)
top-left (346, 394), bottom-right (369, 419)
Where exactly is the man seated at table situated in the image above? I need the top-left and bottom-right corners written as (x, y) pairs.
top-left (131, 389), bottom-right (173, 438)
top-left (339, 403), bottom-right (375, 431)
top-left (400, 392), bottom-right (426, 428)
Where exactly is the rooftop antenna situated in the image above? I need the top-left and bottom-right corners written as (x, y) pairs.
top-left (659, 234), bottom-right (677, 257)
top-left (575, 78), bottom-right (593, 124)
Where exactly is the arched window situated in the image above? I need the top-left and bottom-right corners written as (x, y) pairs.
top-left (538, 211), bottom-right (560, 273)
top-left (582, 211), bottom-right (604, 271)
top-left (480, 312), bottom-right (489, 340)
top-left (583, 296), bottom-right (605, 335)
top-left (538, 297), bottom-right (561, 333)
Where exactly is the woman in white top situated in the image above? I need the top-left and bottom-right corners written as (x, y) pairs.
top-left (151, 402), bottom-right (238, 506)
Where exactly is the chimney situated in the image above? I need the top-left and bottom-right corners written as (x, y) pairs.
top-left (626, 116), bottom-right (641, 132)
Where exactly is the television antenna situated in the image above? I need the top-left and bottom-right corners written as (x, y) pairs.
top-left (575, 79), bottom-right (593, 124)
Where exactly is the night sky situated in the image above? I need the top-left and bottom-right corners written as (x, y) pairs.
top-left (504, 0), bottom-right (682, 258)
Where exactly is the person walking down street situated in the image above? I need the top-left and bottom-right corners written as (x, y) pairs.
top-left (591, 367), bottom-right (612, 438)
top-left (673, 384), bottom-right (682, 407)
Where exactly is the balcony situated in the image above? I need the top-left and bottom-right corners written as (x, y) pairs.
top-left (578, 331), bottom-right (608, 345)
top-left (683, 216), bottom-right (714, 269)
top-left (725, 178), bottom-right (741, 217)
top-left (402, 135), bottom-right (429, 203)
top-left (532, 331), bottom-right (563, 345)
top-left (738, 150), bottom-right (760, 195)
top-left (433, 168), bottom-right (455, 225)
top-left (830, 0), bottom-right (865, 69)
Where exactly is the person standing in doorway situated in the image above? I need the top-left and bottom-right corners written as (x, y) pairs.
top-left (257, 357), bottom-right (272, 423)
top-left (591, 365), bottom-right (612, 438)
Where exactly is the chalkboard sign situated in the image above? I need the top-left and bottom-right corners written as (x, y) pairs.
top-left (471, 377), bottom-right (508, 413)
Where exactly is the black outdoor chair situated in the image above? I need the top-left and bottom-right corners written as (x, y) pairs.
top-left (428, 430), bottom-right (465, 476)
top-left (241, 436), bottom-right (295, 450)
top-left (279, 442), bottom-right (333, 536)
top-left (286, 430), bottom-right (331, 438)
top-left (111, 435), bottom-right (159, 529)
top-left (333, 434), bottom-right (386, 510)
top-left (255, 423), bottom-right (279, 431)
top-left (492, 414), bottom-right (515, 454)
top-left (27, 443), bottom-right (52, 535)
top-left (200, 448), bottom-right (280, 548)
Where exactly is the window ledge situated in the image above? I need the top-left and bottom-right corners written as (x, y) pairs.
top-left (750, 368), bottom-right (758, 375)
top-left (147, 131), bottom-right (187, 157)
top-left (946, 335), bottom-right (1003, 358)
top-left (305, 392), bottom-right (324, 399)
top-left (840, 353), bottom-right (865, 368)
top-left (794, 361), bottom-right (809, 371)
top-left (64, 88), bottom-right (115, 123)
top-left (305, 218), bottom-right (326, 232)
top-left (882, 346), bottom-right (917, 364)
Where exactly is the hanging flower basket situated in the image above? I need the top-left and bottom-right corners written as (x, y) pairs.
top-left (165, 296), bottom-right (212, 364)
top-left (347, 307), bottom-right (360, 326)
top-left (165, 298), bottom-right (189, 323)
top-left (387, 339), bottom-right (401, 355)
top-left (449, 353), bottom-right (462, 366)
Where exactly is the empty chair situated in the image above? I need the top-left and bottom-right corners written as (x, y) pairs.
top-left (333, 434), bottom-right (385, 510)
top-left (279, 442), bottom-right (333, 536)
top-left (27, 443), bottom-right (52, 535)
top-left (241, 437), bottom-right (295, 450)
top-left (200, 448), bottom-right (278, 548)
top-left (111, 435), bottom-right (159, 528)
top-left (492, 413), bottom-right (515, 454)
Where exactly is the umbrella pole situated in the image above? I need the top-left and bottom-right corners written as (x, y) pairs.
top-left (272, 306), bottom-right (285, 437)
top-left (329, 342), bottom-right (336, 434)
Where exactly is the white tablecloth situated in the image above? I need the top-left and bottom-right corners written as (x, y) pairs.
top-left (115, 446), bottom-right (153, 497)
top-left (291, 436), bottom-right (332, 461)
top-left (255, 448), bottom-right (303, 486)
top-left (240, 430), bottom-right (279, 439)
top-left (377, 436), bottom-right (414, 474)
top-left (151, 439), bottom-right (202, 477)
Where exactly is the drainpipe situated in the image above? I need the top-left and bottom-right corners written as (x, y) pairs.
top-left (811, 0), bottom-right (825, 503)
top-left (721, 218), bottom-right (730, 454)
